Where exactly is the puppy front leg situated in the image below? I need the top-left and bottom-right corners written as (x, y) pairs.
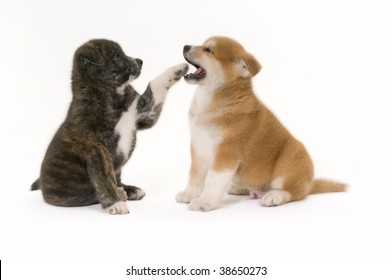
top-left (176, 146), bottom-right (207, 203)
top-left (86, 146), bottom-right (129, 215)
top-left (188, 168), bottom-right (236, 212)
top-left (136, 63), bottom-right (188, 130)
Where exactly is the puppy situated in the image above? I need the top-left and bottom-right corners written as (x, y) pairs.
top-left (176, 36), bottom-right (346, 211)
top-left (31, 39), bottom-right (188, 214)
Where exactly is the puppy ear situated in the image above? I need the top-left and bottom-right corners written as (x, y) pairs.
top-left (235, 52), bottom-right (261, 77)
top-left (80, 56), bottom-right (90, 65)
top-left (235, 59), bottom-right (251, 78)
top-left (80, 55), bottom-right (101, 66)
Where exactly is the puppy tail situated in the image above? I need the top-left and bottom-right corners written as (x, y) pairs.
top-left (310, 179), bottom-right (348, 194)
top-left (31, 178), bottom-right (41, 191)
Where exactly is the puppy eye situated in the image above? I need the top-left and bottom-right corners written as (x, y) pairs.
top-left (204, 47), bottom-right (214, 54)
top-left (113, 53), bottom-right (120, 60)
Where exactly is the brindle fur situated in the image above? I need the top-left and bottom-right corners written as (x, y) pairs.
top-left (32, 39), bottom-right (187, 211)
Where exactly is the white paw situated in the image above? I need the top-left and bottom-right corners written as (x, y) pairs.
top-left (188, 198), bottom-right (216, 212)
top-left (136, 188), bottom-right (146, 199)
top-left (260, 190), bottom-right (289, 207)
top-left (176, 191), bottom-right (198, 204)
top-left (105, 201), bottom-right (130, 215)
top-left (168, 63), bottom-right (189, 82)
top-left (128, 189), bottom-right (146, 200)
top-left (150, 63), bottom-right (189, 100)
top-left (160, 63), bottom-right (189, 88)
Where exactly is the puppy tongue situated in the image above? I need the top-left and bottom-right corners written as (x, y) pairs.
top-left (194, 68), bottom-right (204, 75)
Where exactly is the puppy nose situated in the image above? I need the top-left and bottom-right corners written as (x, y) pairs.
top-left (183, 45), bottom-right (191, 53)
top-left (136, 58), bottom-right (143, 67)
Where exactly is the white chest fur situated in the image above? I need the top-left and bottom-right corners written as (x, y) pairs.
top-left (189, 86), bottom-right (221, 166)
top-left (114, 100), bottom-right (138, 159)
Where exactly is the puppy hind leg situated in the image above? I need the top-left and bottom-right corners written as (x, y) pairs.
top-left (260, 177), bottom-right (311, 207)
top-left (260, 190), bottom-right (291, 207)
top-left (122, 185), bottom-right (146, 201)
top-left (228, 183), bottom-right (249, 195)
top-left (43, 192), bottom-right (98, 207)
top-left (115, 171), bottom-right (145, 201)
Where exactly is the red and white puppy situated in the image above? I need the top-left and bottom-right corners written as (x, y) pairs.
top-left (176, 36), bottom-right (346, 212)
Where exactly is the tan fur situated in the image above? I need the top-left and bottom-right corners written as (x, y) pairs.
top-left (311, 179), bottom-right (347, 194)
top-left (180, 36), bottom-right (346, 210)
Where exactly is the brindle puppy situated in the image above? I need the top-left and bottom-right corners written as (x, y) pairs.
top-left (31, 39), bottom-right (188, 214)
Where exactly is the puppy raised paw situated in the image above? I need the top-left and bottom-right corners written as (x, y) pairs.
top-left (151, 63), bottom-right (189, 93)
top-left (105, 201), bottom-right (129, 215)
top-left (170, 63), bottom-right (189, 81)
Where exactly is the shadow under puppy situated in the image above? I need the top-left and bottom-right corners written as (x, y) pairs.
top-left (31, 39), bottom-right (188, 214)
top-left (176, 36), bottom-right (346, 211)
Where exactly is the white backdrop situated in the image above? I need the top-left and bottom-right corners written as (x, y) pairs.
top-left (1, 0), bottom-right (392, 279)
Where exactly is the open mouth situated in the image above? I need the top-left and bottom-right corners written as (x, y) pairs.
top-left (184, 58), bottom-right (206, 81)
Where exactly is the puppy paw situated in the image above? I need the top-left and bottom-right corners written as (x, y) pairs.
top-left (128, 188), bottom-right (145, 200)
top-left (260, 190), bottom-right (290, 207)
top-left (122, 185), bottom-right (145, 200)
top-left (159, 63), bottom-right (189, 88)
top-left (188, 198), bottom-right (216, 212)
top-left (150, 63), bottom-right (188, 100)
top-left (170, 63), bottom-right (189, 81)
top-left (116, 187), bottom-right (128, 201)
top-left (228, 185), bottom-right (249, 195)
top-left (175, 190), bottom-right (199, 204)
top-left (249, 190), bottom-right (267, 199)
top-left (105, 201), bottom-right (130, 215)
